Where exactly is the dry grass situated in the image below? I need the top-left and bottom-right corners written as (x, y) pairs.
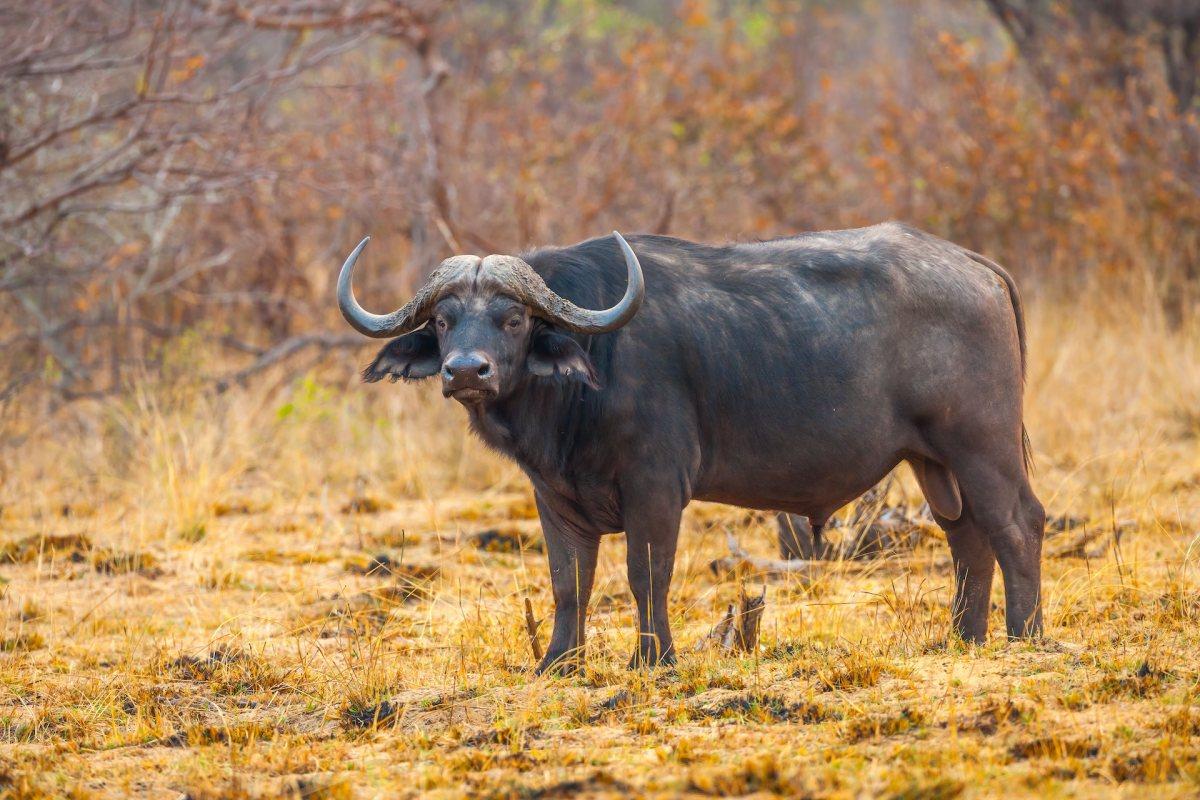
top-left (1, 290), bottom-right (1198, 799)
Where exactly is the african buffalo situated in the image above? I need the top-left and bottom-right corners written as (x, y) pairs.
top-left (338, 222), bottom-right (1045, 672)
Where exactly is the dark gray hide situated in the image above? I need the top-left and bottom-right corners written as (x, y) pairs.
top-left (347, 222), bottom-right (1044, 672)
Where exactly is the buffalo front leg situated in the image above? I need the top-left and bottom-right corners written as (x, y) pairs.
top-left (622, 487), bottom-right (684, 668)
top-left (535, 496), bottom-right (600, 675)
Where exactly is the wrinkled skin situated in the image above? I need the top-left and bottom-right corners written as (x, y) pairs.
top-left (360, 223), bottom-right (1045, 673)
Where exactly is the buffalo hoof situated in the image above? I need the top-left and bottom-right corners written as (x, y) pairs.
top-left (534, 650), bottom-right (582, 677)
top-left (947, 625), bottom-right (989, 647)
top-left (1009, 636), bottom-right (1079, 654)
top-left (928, 634), bottom-right (986, 653)
top-left (627, 647), bottom-right (676, 670)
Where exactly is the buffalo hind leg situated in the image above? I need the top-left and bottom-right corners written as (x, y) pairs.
top-left (912, 456), bottom-right (992, 642)
top-left (777, 513), bottom-right (814, 559)
top-left (776, 513), bottom-right (835, 560)
top-left (934, 510), bottom-right (996, 643)
top-left (991, 481), bottom-right (1045, 638)
top-left (534, 495), bottom-right (600, 675)
top-left (929, 452), bottom-right (1045, 641)
top-left (622, 484), bottom-right (684, 668)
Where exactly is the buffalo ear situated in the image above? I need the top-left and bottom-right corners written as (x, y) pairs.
top-left (362, 327), bottom-right (441, 383)
top-left (527, 329), bottom-right (601, 389)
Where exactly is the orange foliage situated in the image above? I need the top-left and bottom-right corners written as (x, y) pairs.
top-left (1, 0), bottom-right (1197, 399)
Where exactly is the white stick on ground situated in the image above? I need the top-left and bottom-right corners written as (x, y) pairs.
top-left (709, 530), bottom-right (818, 580)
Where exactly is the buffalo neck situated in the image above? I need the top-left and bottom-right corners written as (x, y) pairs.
top-left (466, 373), bottom-right (602, 493)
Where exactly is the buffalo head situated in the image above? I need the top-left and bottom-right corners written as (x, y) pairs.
top-left (337, 232), bottom-right (644, 405)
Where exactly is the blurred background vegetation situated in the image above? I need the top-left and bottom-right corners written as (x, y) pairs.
top-left (2, 0), bottom-right (1198, 405)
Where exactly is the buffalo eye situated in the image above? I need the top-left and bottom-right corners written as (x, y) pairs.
top-left (435, 317), bottom-right (448, 332)
top-left (504, 316), bottom-right (522, 331)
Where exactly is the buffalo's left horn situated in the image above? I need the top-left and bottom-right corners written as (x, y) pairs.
top-left (481, 231), bottom-right (645, 334)
top-left (551, 231), bottom-right (645, 333)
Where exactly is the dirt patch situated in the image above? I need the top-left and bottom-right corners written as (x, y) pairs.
top-left (169, 645), bottom-right (293, 694)
top-left (523, 770), bottom-right (633, 799)
top-left (842, 707), bottom-right (928, 742)
top-left (471, 526), bottom-right (544, 553)
top-left (956, 697), bottom-right (1034, 735)
top-left (340, 496), bottom-right (390, 514)
top-left (92, 548), bottom-right (162, 577)
top-left (343, 553), bottom-right (439, 582)
top-left (687, 754), bottom-right (821, 797)
top-left (1009, 736), bottom-right (1100, 761)
top-left (244, 548), bottom-right (335, 566)
top-left (0, 632), bottom-right (45, 652)
top-left (1, 532), bottom-right (92, 563)
top-left (686, 690), bottom-right (838, 725)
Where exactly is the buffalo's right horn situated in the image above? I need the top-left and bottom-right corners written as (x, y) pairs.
top-left (337, 237), bottom-right (480, 338)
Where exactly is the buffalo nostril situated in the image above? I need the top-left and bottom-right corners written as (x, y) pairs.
top-left (442, 354), bottom-right (491, 383)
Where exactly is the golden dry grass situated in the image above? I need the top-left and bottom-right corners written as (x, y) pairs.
top-left (1, 289), bottom-right (1198, 799)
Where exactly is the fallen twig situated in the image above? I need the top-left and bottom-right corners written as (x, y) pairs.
top-left (735, 586), bottom-right (766, 652)
top-left (710, 529), bottom-right (817, 579)
top-left (214, 332), bottom-right (363, 392)
top-left (697, 585), bottom-right (767, 653)
top-left (1049, 520), bottom-right (1132, 559)
top-left (524, 597), bottom-right (543, 663)
top-left (701, 603), bottom-right (736, 652)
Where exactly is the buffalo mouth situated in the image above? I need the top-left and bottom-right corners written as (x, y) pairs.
top-left (445, 387), bottom-right (497, 404)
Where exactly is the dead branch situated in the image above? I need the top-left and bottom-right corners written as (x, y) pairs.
top-left (652, 188), bottom-right (677, 235)
top-left (213, 333), bottom-right (364, 393)
top-left (711, 529), bottom-right (817, 580)
top-left (523, 597), bottom-right (543, 663)
top-left (1048, 520), bottom-right (1132, 559)
top-left (0, 0), bottom-right (440, 398)
top-left (697, 586), bottom-right (767, 654)
top-left (208, 1), bottom-right (423, 35)
top-left (411, 38), bottom-right (500, 255)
